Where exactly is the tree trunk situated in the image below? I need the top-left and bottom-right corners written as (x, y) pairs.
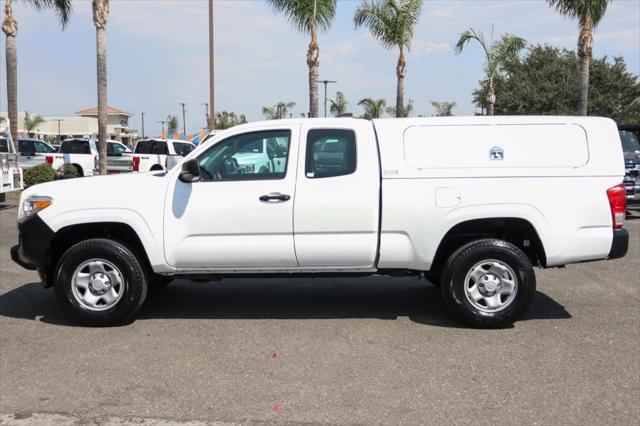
top-left (577, 15), bottom-right (593, 116)
top-left (396, 46), bottom-right (406, 118)
top-left (307, 25), bottom-right (319, 118)
top-left (2, 0), bottom-right (18, 143)
top-left (93, 0), bottom-right (109, 175)
top-left (486, 78), bottom-right (496, 116)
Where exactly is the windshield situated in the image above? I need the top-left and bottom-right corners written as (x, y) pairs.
top-left (172, 142), bottom-right (195, 157)
top-left (620, 131), bottom-right (640, 154)
top-left (135, 140), bottom-right (169, 155)
top-left (61, 139), bottom-right (91, 154)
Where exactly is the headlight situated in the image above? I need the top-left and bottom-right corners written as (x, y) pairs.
top-left (19, 196), bottom-right (53, 222)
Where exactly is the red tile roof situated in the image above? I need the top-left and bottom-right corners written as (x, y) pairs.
top-left (75, 106), bottom-right (134, 117)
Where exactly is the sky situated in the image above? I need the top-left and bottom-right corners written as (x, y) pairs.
top-left (1, 0), bottom-right (639, 137)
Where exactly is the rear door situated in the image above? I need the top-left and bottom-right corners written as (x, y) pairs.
top-left (294, 121), bottom-right (380, 268)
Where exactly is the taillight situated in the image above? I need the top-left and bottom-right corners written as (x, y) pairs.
top-left (94, 156), bottom-right (98, 170)
top-left (607, 184), bottom-right (626, 229)
top-left (45, 155), bottom-right (53, 165)
top-left (133, 156), bottom-right (140, 172)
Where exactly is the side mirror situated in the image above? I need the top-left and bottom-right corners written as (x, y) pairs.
top-left (276, 146), bottom-right (287, 157)
top-left (178, 158), bottom-right (200, 183)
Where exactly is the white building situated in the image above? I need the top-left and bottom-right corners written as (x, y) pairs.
top-left (0, 106), bottom-right (137, 145)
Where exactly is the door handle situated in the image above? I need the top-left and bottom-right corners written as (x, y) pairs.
top-left (259, 193), bottom-right (291, 202)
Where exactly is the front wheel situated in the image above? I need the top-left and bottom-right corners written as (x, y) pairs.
top-left (55, 238), bottom-right (148, 326)
top-left (440, 239), bottom-right (536, 328)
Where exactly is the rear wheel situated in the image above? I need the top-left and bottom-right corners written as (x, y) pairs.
top-left (72, 164), bottom-right (84, 177)
top-left (440, 239), bottom-right (536, 328)
top-left (55, 238), bottom-right (148, 326)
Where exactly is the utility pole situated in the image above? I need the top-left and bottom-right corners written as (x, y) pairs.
top-left (208, 0), bottom-right (216, 130)
top-left (205, 103), bottom-right (210, 130)
top-left (54, 119), bottom-right (63, 143)
top-left (141, 112), bottom-right (145, 138)
top-left (319, 80), bottom-right (337, 117)
top-left (179, 103), bottom-right (187, 135)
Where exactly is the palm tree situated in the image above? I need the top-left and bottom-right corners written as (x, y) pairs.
top-left (358, 98), bottom-right (386, 119)
top-left (166, 115), bottom-right (179, 134)
top-left (215, 111), bottom-right (247, 130)
top-left (266, 0), bottom-right (337, 118)
top-left (431, 101), bottom-right (456, 116)
top-left (386, 99), bottom-right (414, 117)
top-left (329, 91), bottom-right (348, 116)
top-left (2, 0), bottom-right (71, 143)
top-left (24, 111), bottom-right (45, 136)
top-left (455, 27), bottom-right (526, 115)
top-left (262, 101), bottom-right (296, 120)
top-left (354, 0), bottom-right (423, 118)
top-left (92, 0), bottom-right (109, 174)
top-left (547, 0), bottom-right (611, 116)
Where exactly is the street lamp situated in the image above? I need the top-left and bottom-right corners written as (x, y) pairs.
top-left (319, 80), bottom-right (337, 117)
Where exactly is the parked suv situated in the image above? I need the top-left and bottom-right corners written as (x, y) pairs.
top-left (618, 124), bottom-right (640, 205)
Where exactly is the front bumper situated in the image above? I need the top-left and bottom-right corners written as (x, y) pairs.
top-left (608, 229), bottom-right (629, 260)
top-left (11, 214), bottom-right (55, 271)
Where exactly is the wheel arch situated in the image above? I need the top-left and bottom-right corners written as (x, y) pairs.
top-left (430, 217), bottom-right (547, 274)
top-left (46, 222), bottom-right (154, 286)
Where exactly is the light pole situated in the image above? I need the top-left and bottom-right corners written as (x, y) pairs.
top-left (158, 120), bottom-right (166, 135)
top-left (319, 80), bottom-right (337, 117)
top-left (179, 103), bottom-right (187, 135)
top-left (141, 112), bottom-right (145, 138)
top-left (208, 0), bottom-right (215, 130)
top-left (54, 119), bottom-right (63, 143)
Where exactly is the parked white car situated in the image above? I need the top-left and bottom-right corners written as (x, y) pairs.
top-left (11, 117), bottom-right (628, 327)
top-left (47, 138), bottom-right (133, 176)
top-left (132, 138), bottom-right (196, 172)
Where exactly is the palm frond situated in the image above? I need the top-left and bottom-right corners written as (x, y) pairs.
top-left (355, 0), bottom-right (422, 50)
top-left (23, 0), bottom-right (73, 27)
top-left (266, 0), bottom-right (337, 33)
top-left (547, 0), bottom-right (611, 28)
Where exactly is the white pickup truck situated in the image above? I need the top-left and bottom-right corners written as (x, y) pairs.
top-left (11, 117), bottom-right (628, 328)
top-left (47, 138), bottom-right (133, 176)
top-left (132, 138), bottom-right (196, 172)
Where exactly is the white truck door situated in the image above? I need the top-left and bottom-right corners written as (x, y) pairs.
top-left (294, 121), bottom-right (380, 268)
top-left (163, 126), bottom-right (300, 270)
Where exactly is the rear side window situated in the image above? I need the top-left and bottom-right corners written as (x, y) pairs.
top-left (61, 139), bottom-right (91, 154)
top-left (173, 142), bottom-right (195, 157)
top-left (305, 129), bottom-right (357, 178)
top-left (135, 140), bottom-right (169, 155)
top-left (0, 137), bottom-right (8, 153)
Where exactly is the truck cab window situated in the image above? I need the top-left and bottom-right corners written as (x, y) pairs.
top-left (197, 130), bottom-right (290, 181)
top-left (305, 129), bottom-right (356, 178)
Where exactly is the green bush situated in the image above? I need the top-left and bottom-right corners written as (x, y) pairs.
top-left (59, 163), bottom-right (79, 178)
top-left (24, 164), bottom-right (57, 187)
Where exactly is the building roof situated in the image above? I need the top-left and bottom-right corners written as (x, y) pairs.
top-left (75, 106), bottom-right (134, 117)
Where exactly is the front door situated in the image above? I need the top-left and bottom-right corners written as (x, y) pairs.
top-left (163, 127), bottom-right (299, 270)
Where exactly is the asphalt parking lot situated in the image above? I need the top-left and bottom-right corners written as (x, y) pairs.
top-left (0, 201), bottom-right (638, 426)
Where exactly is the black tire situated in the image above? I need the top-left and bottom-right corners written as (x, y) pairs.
top-left (54, 238), bottom-right (148, 326)
top-left (440, 239), bottom-right (536, 328)
top-left (72, 164), bottom-right (84, 177)
top-left (150, 165), bottom-right (164, 171)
